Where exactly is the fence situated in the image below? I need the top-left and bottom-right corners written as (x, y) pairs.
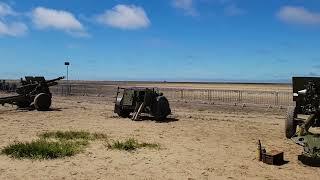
top-left (160, 88), bottom-right (293, 107)
top-left (50, 84), bottom-right (294, 107)
top-left (0, 80), bottom-right (17, 92)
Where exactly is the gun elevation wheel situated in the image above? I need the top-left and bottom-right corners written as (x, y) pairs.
top-left (285, 106), bottom-right (297, 138)
top-left (34, 93), bottom-right (51, 111)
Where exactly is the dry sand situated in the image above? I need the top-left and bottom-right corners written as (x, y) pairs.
top-left (71, 81), bottom-right (292, 92)
top-left (0, 95), bottom-right (319, 180)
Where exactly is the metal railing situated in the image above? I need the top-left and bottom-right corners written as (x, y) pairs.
top-left (159, 88), bottom-right (293, 107)
top-left (50, 84), bottom-right (293, 107)
top-left (0, 80), bottom-right (17, 92)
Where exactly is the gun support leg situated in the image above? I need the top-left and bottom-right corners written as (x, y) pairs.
top-left (300, 113), bottom-right (318, 135)
top-left (131, 102), bottom-right (141, 120)
top-left (132, 102), bottom-right (145, 121)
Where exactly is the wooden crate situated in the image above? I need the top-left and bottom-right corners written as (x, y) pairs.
top-left (262, 150), bottom-right (284, 165)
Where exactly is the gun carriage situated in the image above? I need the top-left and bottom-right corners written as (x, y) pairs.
top-left (0, 76), bottom-right (64, 111)
top-left (114, 87), bottom-right (171, 121)
top-left (286, 77), bottom-right (320, 165)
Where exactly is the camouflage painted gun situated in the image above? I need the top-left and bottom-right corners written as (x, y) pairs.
top-left (0, 76), bottom-right (64, 111)
top-left (286, 77), bottom-right (320, 166)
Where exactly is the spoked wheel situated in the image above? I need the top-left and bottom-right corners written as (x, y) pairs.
top-left (285, 106), bottom-right (297, 138)
top-left (34, 93), bottom-right (52, 111)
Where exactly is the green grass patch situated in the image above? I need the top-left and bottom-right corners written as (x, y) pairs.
top-left (1, 131), bottom-right (159, 159)
top-left (39, 131), bottom-right (92, 140)
top-left (1, 139), bottom-right (87, 159)
top-left (1, 130), bottom-right (108, 159)
top-left (39, 131), bottom-right (108, 141)
top-left (107, 138), bottom-right (160, 151)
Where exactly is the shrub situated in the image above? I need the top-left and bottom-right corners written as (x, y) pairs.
top-left (107, 138), bottom-right (159, 151)
top-left (1, 139), bottom-right (86, 159)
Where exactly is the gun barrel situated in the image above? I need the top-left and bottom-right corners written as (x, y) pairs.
top-left (45, 76), bottom-right (65, 84)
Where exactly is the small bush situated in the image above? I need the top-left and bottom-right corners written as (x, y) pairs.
top-left (1, 131), bottom-right (158, 159)
top-left (1, 130), bottom-right (106, 159)
top-left (107, 138), bottom-right (159, 151)
top-left (1, 140), bottom-right (86, 159)
top-left (139, 142), bottom-right (160, 149)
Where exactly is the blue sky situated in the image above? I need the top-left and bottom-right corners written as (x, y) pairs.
top-left (0, 0), bottom-right (320, 82)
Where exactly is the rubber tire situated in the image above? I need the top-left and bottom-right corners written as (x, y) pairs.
top-left (34, 93), bottom-right (52, 111)
top-left (298, 154), bottom-right (320, 167)
top-left (154, 96), bottom-right (171, 121)
top-left (285, 106), bottom-right (297, 138)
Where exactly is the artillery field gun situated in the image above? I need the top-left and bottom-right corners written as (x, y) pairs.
top-left (286, 77), bottom-right (320, 166)
top-left (0, 76), bottom-right (64, 111)
top-left (114, 87), bottom-right (171, 121)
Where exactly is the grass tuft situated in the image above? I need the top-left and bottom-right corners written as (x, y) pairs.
top-left (1, 131), bottom-right (158, 159)
top-left (1, 139), bottom-right (86, 159)
top-left (139, 142), bottom-right (160, 149)
top-left (1, 130), bottom-right (107, 159)
top-left (39, 131), bottom-right (108, 141)
top-left (107, 138), bottom-right (160, 151)
top-left (39, 131), bottom-right (92, 140)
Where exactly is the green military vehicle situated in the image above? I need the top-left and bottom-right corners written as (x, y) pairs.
top-left (286, 77), bottom-right (320, 166)
top-left (114, 87), bottom-right (171, 121)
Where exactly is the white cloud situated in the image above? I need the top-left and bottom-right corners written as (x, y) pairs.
top-left (0, 21), bottom-right (27, 36)
top-left (224, 4), bottom-right (246, 16)
top-left (31, 7), bottom-right (87, 36)
top-left (0, 2), bottom-right (27, 37)
top-left (172, 0), bottom-right (198, 16)
top-left (277, 6), bottom-right (320, 25)
top-left (96, 4), bottom-right (150, 30)
top-left (0, 2), bottom-right (17, 17)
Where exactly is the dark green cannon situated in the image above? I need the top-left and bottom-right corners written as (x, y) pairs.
top-left (114, 87), bottom-right (171, 121)
top-left (0, 76), bottom-right (64, 111)
top-left (286, 77), bottom-right (320, 166)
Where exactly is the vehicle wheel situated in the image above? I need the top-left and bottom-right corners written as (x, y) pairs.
top-left (154, 96), bottom-right (171, 121)
top-left (117, 110), bottom-right (130, 118)
top-left (285, 106), bottom-right (297, 138)
top-left (34, 93), bottom-right (52, 111)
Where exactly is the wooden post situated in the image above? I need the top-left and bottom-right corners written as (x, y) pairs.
top-left (238, 90), bottom-right (242, 103)
top-left (275, 91), bottom-right (279, 106)
top-left (181, 89), bottom-right (184, 100)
